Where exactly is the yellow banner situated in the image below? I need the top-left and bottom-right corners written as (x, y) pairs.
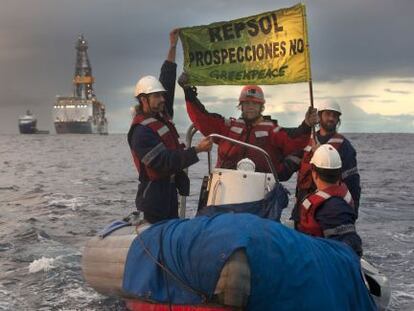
top-left (179, 3), bottom-right (311, 85)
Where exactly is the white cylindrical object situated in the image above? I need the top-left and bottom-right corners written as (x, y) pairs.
top-left (207, 168), bottom-right (275, 206)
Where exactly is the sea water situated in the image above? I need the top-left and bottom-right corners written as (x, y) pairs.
top-left (0, 133), bottom-right (413, 310)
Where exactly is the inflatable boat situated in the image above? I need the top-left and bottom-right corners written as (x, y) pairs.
top-left (82, 128), bottom-right (390, 311)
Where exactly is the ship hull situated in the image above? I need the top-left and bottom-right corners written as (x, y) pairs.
top-left (19, 121), bottom-right (37, 134)
top-left (55, 121), bottom-right (93, 134)
top-left (54, 121), bottom-right (107, 134)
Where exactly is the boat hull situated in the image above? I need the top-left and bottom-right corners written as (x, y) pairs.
top-left (55, 121), bottom-right (93, 134)
top-left (82, 225), bottom-right (249, 309)
top-left (54, 121), bottom-right (107, 134)
top-left (82, 219), bottom-right (390, 311)
top-left (53, 97), bottom-right (108, 134)
top-left (19, 121), bottom-right (37, 134)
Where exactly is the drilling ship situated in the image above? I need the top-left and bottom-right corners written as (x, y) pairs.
top-left (53, 35), bottom-right (108, 134)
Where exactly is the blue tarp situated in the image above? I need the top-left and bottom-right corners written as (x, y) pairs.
top-left (198, 183), bottom-right (289, 221)
top-left (123, 213), bottom-right (377, 311)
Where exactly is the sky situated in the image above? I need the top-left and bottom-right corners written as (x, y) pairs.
top-left (1, 0), bottom-right (413, 134)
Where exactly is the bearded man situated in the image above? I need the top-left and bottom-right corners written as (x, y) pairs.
top-left (128, 30), bottom-right (212, 223)
top-left (292, 100), bottom-right (361, 226)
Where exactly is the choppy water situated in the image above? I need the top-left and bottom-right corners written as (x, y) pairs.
top-left (0, 133), bottom-right (413, 310)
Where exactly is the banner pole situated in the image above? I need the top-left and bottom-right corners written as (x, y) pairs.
top-left (303, 4), bottom-right (315, 139)
top-left (308, 80), bottom-right (314, 109)
top-left (309, 80), bottom-right (316, 139)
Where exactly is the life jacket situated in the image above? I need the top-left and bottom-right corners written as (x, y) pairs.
top-left (297, 132), bottom-right (345, 192)
top-left (217, 118), bottom-right (282, 173)
top-left (128, 113), bottom-right (183, 181)
top-left (297, 183), bottom-right (354, 237)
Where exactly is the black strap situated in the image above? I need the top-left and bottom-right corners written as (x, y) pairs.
top-left (136, 229), bottom-right (209, 302)
top-left (323, 224), bottom-right (356, 238)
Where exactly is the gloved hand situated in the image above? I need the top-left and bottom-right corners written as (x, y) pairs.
top-left (305, 106), bottom-right (318, 127)
top-left (178, 72), bottom-right (190, 88)
top-left (178, 72), bottom-right (198, 99)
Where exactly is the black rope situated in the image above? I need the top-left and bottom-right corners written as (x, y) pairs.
top-left (158, 230), bottom-right (173, 311)
top-left (136, 228), bottom-right (209, 303)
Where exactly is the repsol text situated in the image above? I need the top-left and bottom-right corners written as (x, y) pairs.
top-left (208, 13), bottom-right (284, 43)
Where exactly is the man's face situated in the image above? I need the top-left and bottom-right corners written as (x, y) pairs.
top-left (241, 101), bottom-right (262, 121)
top-left (319, 110), bottom-right (340, 133)
top-left (144, 92), bottom-right (165, 113)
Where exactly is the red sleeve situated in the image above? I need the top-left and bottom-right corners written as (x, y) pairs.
top-left (186, 98), bottom-right (229, 137)
top-left (271, 128), bottom-right (310, 156)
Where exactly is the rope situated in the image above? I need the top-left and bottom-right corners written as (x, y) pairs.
top-left (136, 228), bottom-right (209, 303)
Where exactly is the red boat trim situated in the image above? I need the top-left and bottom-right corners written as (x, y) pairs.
top-left (126, 299), bottom-right (236, 311)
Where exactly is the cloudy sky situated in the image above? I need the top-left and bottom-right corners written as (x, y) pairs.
top-left (1, 0), bottom-right (413, 134)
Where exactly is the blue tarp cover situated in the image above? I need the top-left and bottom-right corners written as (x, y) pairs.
top-left (123, 213), bottom-right (376, 311)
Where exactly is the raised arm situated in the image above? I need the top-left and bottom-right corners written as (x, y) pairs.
top-left (159, 29), bottom-right (179, 118)
top-left (166, 28), bottom-right (179, 63)
top-left (178, 73), bottom-right (229, 137)
top-left (271, 126), bottom-right (311, 158)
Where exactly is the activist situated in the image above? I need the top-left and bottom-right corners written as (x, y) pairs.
top-left (178, 73), bottom-right (318, 180)
top-left (292, 99), bottom-right (361, 224)
top-left (128, 29), bottom-right (212, 224)
top-left (296, 144), bottom-right (362, 257)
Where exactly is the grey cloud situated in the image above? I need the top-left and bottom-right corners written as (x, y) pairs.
top-left (173, 97), bottom-right (414, 134)
top-left (1, 0), bottom-right (414, 133)
top-left (389, 79), bottom-right (414, 84)
top-left (308, 0), bottom-right (414, 81)
top-left (384, 88), bottom-right (411, 95)
top-left (283, 101), bottom-right (307, 105)
top-left (316, 95), bottom-right (378, 100)
top-left (271, 101), bottom-right (414, 133)
top-left (199, 96), bottom-right (236, 105)
top-left (333, 100), bottom-right (414, 132)
top-left (342, 114), bottom-right (414, 133)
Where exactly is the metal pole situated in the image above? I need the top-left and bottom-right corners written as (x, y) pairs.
top-left (309, 80), bottom-right (314, 108)
top-left (179, 124), bottom-right (198, 219)
top-left (304, 4), bottom-right (316, 140)
top-left (309, 79), bottom-right (316, 139)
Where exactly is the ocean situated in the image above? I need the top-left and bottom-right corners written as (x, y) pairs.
top-left (0, 133), bottom-right (413, 310)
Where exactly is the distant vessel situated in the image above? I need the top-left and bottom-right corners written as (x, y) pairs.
top-left (53, 34), bottom-right (108, 134)
top-left (18, 110), bottom-right (50, 134)
top-left (18, 110), bottom-right (37, 134)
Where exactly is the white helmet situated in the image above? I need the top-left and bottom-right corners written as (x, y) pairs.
top-left (134, 75), bottom-right (166, 97)
top-left (318, 99), bottom-right (342, 115)
top-left (310, 144), bottom-right (342, 169)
